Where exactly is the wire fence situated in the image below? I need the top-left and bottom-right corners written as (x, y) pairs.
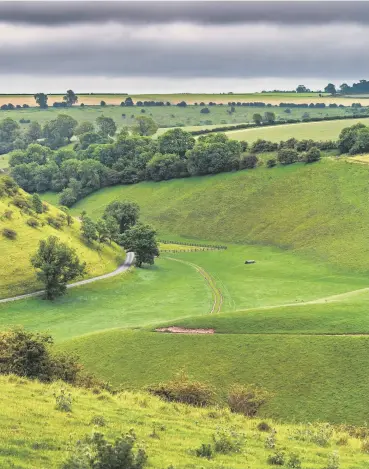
top-left (158, 239), bottom-right (227, 250)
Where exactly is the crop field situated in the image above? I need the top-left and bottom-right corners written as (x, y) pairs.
top-left (3, 91), bottom-right (369, 106)
top-left (225, 117), bottom-right (369, 142)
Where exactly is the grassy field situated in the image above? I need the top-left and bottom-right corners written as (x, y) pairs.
top-left (225, 117), bottom-right (369, 142)
top-left (1, 375), bottom-right (368, 469)
top-left (0, 102), bottom-right (364, 134)
top-left (62, 330), bottom-right (369, 425)
top-left (0, 256), bottom-right (211, 341)
top-left (45, 159), bottom-right (369, 274)
top-left (0, 186), bottom-right (122, 298)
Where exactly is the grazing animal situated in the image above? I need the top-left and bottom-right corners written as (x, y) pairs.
top-left (245, 260), bottom-right (256, 264)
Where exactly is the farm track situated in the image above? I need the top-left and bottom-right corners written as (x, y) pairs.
top-left (0, 252), bottom-right (135, 304)
top-left (164, 256), bottom-right (223, 313)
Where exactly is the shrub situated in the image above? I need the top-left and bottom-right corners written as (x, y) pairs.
top-left (46, 216), bottom-right (63, 230)
top-left (239, 154), bottom-right (258, 170)
top-left (267, 158), bottom-right (277, 168)
top-left (2, 210), bottom-right (13, 220)
top-left (304, 146), bottom-right (321, 163)
top-left (212, 427), bottom-right (245, 454)
top-left (336, 435), bottom-right (348, 446)
top-left (0, 176), bottom-right (18, 196)
top-left (2, 228), bottom-right (17, 239)
top-left (12, 195), bottom-right (31, 210)
top-left (277, 148), bottom-right (299, 165)
top-left (227, 384), bottom-right (270, 417)
top-left (90, 415), bottom-right (106, 427)
top-left (195, 443), bottom-right (213, 459)
top-left (361, 439), bottom-right (369, 453)
top-left (27, 217), bottom-right (39, 228)
top-left (257, 421), bottom-right (272, 432)
top-left (265, 431), bottom-right (277, 449)
top-left (250, 139), bottom-right (278, 153)
top-left (147, 370), bottom-right (216, 407)
top-left (324, 451), bottom-right (340, 469)
top-left (267, 450), bottom-right (285, 465)
top-left (292, 423), bottom-right (333, 447)
top-left (286, 453), bottom-right (302, 469)
top-left (54, 389), bottom-right (72, 412)
top-left (61, 431), bottom-right (147, 469)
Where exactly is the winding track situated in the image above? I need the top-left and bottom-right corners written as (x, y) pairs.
top-left (0, 252), bottom-right (135, 304)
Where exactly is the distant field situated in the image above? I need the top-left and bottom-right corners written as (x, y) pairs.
top-left (225, 117), bottom-right (369, 142)
top-left (0, 103), bottom-right (364, 133)
top-left (2, 92), bottom-right (369, 106)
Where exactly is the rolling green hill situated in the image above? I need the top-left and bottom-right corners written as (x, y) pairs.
top-left (1, 375), bottom-right (367, 469)
top-left (46, 159), bottom-right (369, 274)
top-left (0, 179), bottom-right (122, 298)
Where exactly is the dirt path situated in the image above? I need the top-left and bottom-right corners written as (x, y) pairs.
top-left (0, 252), bottom-right (135, 304)
top-left (164, 256), bottom-right (223, 313)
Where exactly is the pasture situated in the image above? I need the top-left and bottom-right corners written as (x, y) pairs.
top-left (225, 117), bottom-right (369, 142)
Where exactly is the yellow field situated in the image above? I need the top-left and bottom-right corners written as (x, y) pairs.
top-left (2, 93), bottom-right (369, 106)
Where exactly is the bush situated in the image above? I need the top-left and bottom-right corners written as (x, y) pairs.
top-left (267, 158), bottom-right (277, 168)
top-left (257, 421), bottom-right (272, 432)
top-left (54, 389), bottom-right (72, 412)
top-left (212, 427), bottom-right (245, 454)
top-left (61, 431), bottom-right (147, 469)
top-left (12, 194), bottom-right (31, 210)
top-left (147, 370), bottom-right (216, 407)
top-left (277, 148), bottom-right (299, 165)
top-left (361, 439), bottom-right (369, 453)
top-left (2, 210), bottom-right (13, 220)
top-left (0, 329), bottom-right (83, 384)
top-left (195, 443), bottom-right (213, 459)
top-left (46, 216), bottom-right (63, 230)
top-left (286, 453), bottom-right (302, 469)
top-left (324, 451), bottom-right (340, 469)
top-left (0, 176), bottom-right (18, 197)
top-left (227, 384), bottom-right (270, 417)
top-left (267, 450), bottom-right (285, 466)
top-left (200, 107), bottom-right (210, 114)
top-left (304, 146), bottom-right (321, 163)
top-left (27, 217), bottom-right (39, 228)
top-left (90, 415), bottom-right (107, 427)
top-left (2, 228), bottom-right (17, 239)
top-left (250, 139), bottom-right (278, 153)
top-left (239, 154), bottom-right (258, 169)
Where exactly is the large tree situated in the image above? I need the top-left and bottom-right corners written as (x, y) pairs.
top-left (31, 236), bottom-right (86, 299)
top-left (120, 223), bottom-right (159, 267)
top-left (63, 90), bottom-right (78, 106)
top-left (324, 83), bottom-right (337, 95)
top-left (34, 93), bottom-right (48, 108)
top-left (103, 200), bottom-right (139, 234)
top-left (96, 116), bottom-right (117, 137)
top-left (132, 116), bottom-right (158, 136)
top-left (158, 128), bottom-right (195, 158)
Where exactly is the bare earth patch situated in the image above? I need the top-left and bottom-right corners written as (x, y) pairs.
top-left (155, 326), bottom-right (215, 334)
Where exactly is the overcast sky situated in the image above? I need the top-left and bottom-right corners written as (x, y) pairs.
top-left (0, 1), bottom-right (368, 94)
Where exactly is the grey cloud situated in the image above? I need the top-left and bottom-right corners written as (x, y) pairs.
top-left (1, 32), bottom-right (368, 80)
top-left (2, 1), bottom-right (369, 26)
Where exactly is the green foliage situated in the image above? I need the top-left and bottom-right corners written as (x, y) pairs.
top-left (75, 121), bottom-right (95, 136)
top-left (2, 227), bottom-right (17, 239)
top-left (146, 153), bottom-right (187, 181)
top-left (239, 153), bottom-right (258, 169)
top-left (277, 148), bottom-right (299, 165)
top-left (96, 116), bottom-right (117, 137)
top-left (267, 450), bottom-right (285, 466)
top-left (61, 431), bottom-right (147, 469)
top-left (0, 329), bottom-right (81, 383)
top-left (81, 216), bottom-right (98, 243)
top-left (31, 235), bottom-right (86, 299)
top-left (34, 92), bottom-right (48, 108)
top-left (120, 223), bottom-right (159, 267)
top-left (212, 427), bottom-right (245, 454)
top-left (195, 443), bottom-right (214, 459)
top-left (158, 128), bottom-right (195, 157)
top-left (132, 116), bottom-right (158, 136)
top-left (324, 451), bottom-right (340, 469)
top-left (63, 90), bottom-right (78, 106)
top-left (257, 421), bottom-right (272, 432)
top-left (147, 370), bottom-right (215, 407)
top-left (27, 217), bottom-right (40, 228)
top-left (303, 146), bottom-right (321, 163)
top-left (54, 389), bottom-right (72, 412)
top-left (32, 193), bottom-right (43, 213)
top-left (103, 200), bottom-right (139, 234)
top-left (337, 122), bottom-right (366, 154)
top-left (227, 384), bottom-right (270, 417)
top-left (266, 157), bottom-right (277, 167)
top-left (286, 453), bottom-right (302, 469)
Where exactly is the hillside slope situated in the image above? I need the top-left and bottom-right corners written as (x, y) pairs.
top-left (58, 159), bottom-right (369, 273)
top-left (0, 180), bottom-right (123, 298)
top-left (0, 375), bottom-right (367, 468)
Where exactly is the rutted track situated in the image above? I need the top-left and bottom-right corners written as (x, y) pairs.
top-left (165, 256), bottom-right (223, 313)
top-left (0, 252), bottom-right (135, 304)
